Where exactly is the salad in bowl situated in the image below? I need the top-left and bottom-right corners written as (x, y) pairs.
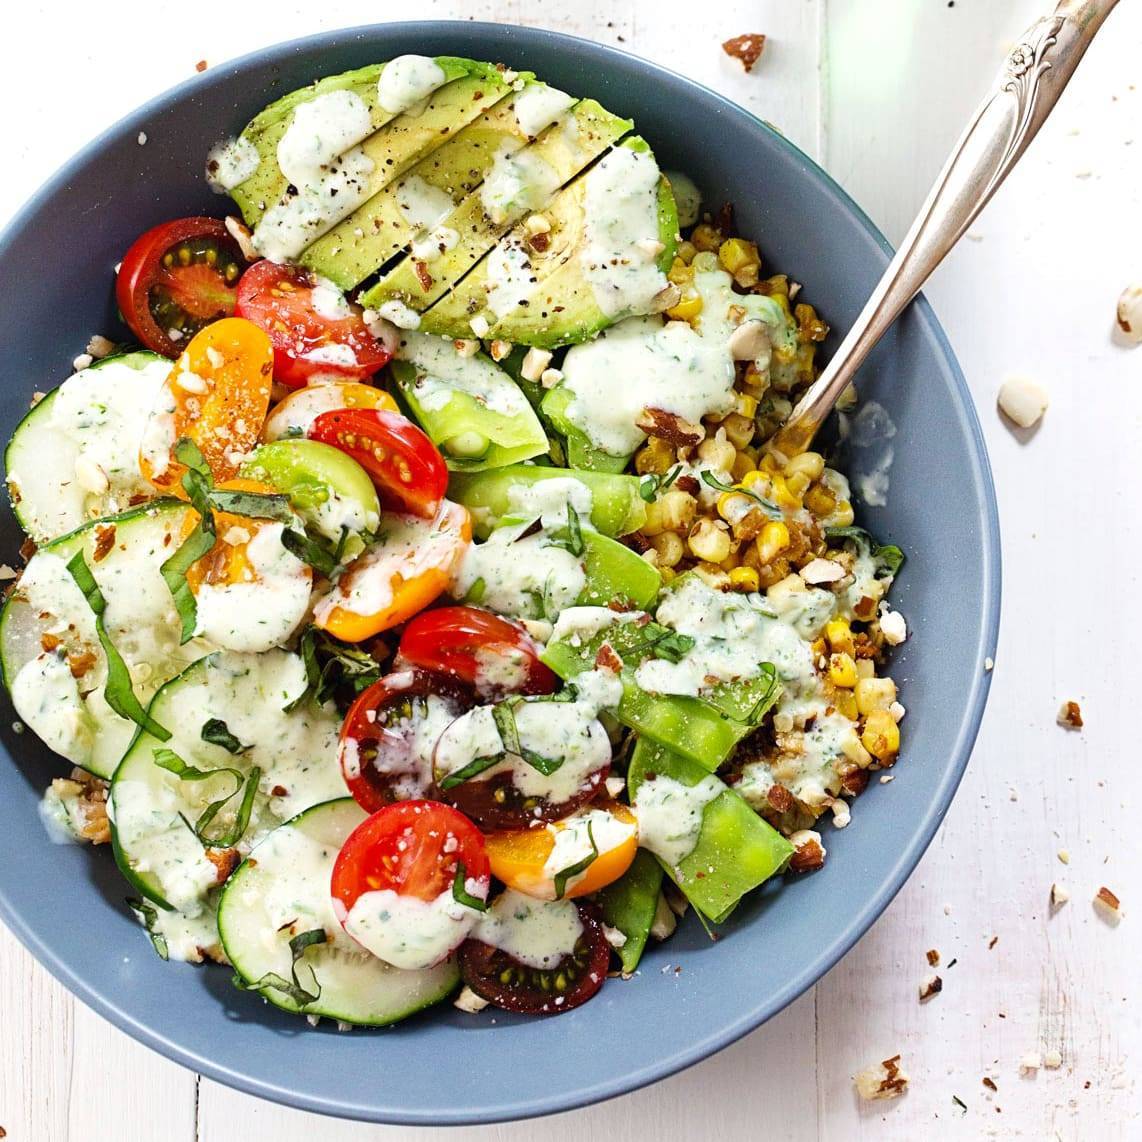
top-left (2, 52), bottom-right (907, 1027)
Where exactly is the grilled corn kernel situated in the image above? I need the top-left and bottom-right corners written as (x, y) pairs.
top-left (803, 483), bottom-right (837, 518)
top-left (794, 302), bottom-right (829, 343)
top-left (841, 730), bottom-right (873, 767)
top-left (693, 561), bottom-right (730, 589)
top-left (734, 392), bottom-right (759, 419)
top-left (855, 677), bottom-right (897, 715)
top-left (862, 709), bottom-right (900, 760)
top-left (676, 240), bottom-right (698, 264)
top-left (770, 474), bottom-right (802, 511)
top-left (739, 541), bottom-right (762, 571)
top-left (720, 412), bottom-right (756, 450)
top-left (690, 223), bottom-right (722, 252)
top-left (635, 436), bottom-right (676, 476)
top-left (650, 531), bottom-right (685, 568)
top-left (688, 519), bottom-right (732, 563)
top-left (834, 690), bottom-right (859, 720)
top-left (658, 565), bottom-right (676, 585)
top-left (731, 453), bottom-right (755, 483)
top-left (667, 289), bottom-right (703, 322)
top-left (717, 238), bottom-right (760, 276)
top-left (697, 431), bottom-right (736, 472)
top-left (831, 499), bottom-right (855, 527)
top-left (741, 469), bottom-right (771, 494)
top-left (785, 452), bottom-right (825, 480)
top-left (717, 491), bottom-right (751, 521)
top-left (855, 659), bottom-right (875, 680)
top-left (828, 652), bottom-right (858, 688)
top-left (667, 257), bottom-right (695, 286)
top-left (825, 617), bottom-right (855, 655)
top-left (642, 488), bottom-right (697, 535)
top-left (785, 470), bottom-right (812, 497)
top-left (762, 273), bottom-right (789, 298)
top-left (729, 566), bottom-right (760, 592)
top-left (756, 520), bottom-right (791, 564)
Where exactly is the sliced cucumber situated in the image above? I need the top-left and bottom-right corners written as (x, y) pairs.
top-left (1, 500), bottom-right (201, 777)
top-left (219, 798), bottom-right (460, 1024)
top-left (110, 649), bottom-right (343, 915)
top-left (5, 352), bottom-right (171, 544)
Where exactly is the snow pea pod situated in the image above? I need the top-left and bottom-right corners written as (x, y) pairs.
top-left (597, 849), bottom-right (663, 973)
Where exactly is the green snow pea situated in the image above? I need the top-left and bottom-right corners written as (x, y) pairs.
top-left (448, 465), bottom-right (647, 538)
top-left (597, 849), bottom-right (664, 973)
top-left (540, 385), bottom-right (631, 474)
top-left (579, 532), bottom-right (660, 610)
top-left (627, 738), bottom-right (793, 924)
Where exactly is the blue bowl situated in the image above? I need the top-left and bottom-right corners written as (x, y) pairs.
top-left (0, 21), bottom-right (1000, 1126)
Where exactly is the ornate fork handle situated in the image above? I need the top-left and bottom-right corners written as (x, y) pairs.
top-left (771, 0), bottom-right (1120, 459)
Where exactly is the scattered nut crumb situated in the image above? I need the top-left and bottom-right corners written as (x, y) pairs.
top-left (788, 829), bottom-right (826, 872)
top-left (919, 974), bottom-right (943, 1002)
top-left (984, 656), bottom-right (995, 671)
top-left (453, 985), bottom-right (489, 1014)
top-left (1044, 1049), bottom-right (1063, 1069)
top-left (602, 924), bottom-right (628, 949)
top-left (72, 352), bottom-right (93, 371)
top-left (1050, 882), bottom-right (1070, 909)
top-left (854, 1055), bottom-right (909, 1101)
top-left (988, 935), bottom-right (999, 950)
top-left (137, 131), bottom-right (148, 146)
top-left (224, 215), bottom-right (259, 262)
top-left (926, 948), bottom-right (940, 966)
top-left (1117, 284), bottom-right (1142, 342)
top-left (488, 339), bottom-right (512, 362)
top-left (1057, 701), bottom-right (1083, 730)
top-left (1057, 848), bottom-right (1071, 864)
top-left (982, 1076), bottom-right (998, 1092)
top-left (1020, 1051), bottom-right (1042, 1073)
top-left (86, 334), bottom-right (116, 358)
top-left (1093, 885), bottom-right (1121, 923)
top-left (722, 33), bottom-right (767, 73)
top-left (195, 59), bottom-right (208, 73)
top-left (997, 375), bottom-right (1049, 428)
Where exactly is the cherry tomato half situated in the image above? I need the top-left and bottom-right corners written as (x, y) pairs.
top-left (117, 217), bottom-right (249, 358)
top-left (458, 899), bottom-right (610, 1015)
top-left (262, 381), bottom-right (399, 443)
top-left (310, 407), bottom-right (448, 520)
top-left (235, 260), bottom-right (393, 388)
top-left (340, 668), bottom-right (475, 813)
top-left (398, 606), bottom-right (557, 699)
top-left (331, 800), bottom-right (490, 907)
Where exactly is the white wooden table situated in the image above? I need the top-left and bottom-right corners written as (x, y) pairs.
top-left (3, 1), bottom-right (1140, 1138)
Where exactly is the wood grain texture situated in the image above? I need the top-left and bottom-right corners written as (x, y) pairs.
top-left (2, 1), bottom-right (1140, 1139)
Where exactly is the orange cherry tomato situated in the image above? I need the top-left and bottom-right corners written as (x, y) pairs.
top-left (483, 802), bottom-right (639, 901)
top-left (262, 382), bottom-right (399, 442)
top-left (140, 317), bottom-right (273, 492)
top-left (314, 499), bottom-right (471, 642)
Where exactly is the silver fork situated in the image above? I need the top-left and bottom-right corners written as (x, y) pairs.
top-left (768, 0), bottom-right (1121, 461)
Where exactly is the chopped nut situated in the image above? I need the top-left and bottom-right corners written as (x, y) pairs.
top-left (650, 892), bottom-right (677, 940)
top-left (74, 456), bottom-right (109, 495)
top-left (92, 524), bottom-right (116, 563)
top-left (766, 783), bottom-right (793, 813)
top-left (1057, 701), bottom-right (1083, 730)
top-left (1057, 848), bottom-right (1071, 864)
top-left (523, 213), bottom-right (551, 236)
top-left (636, 237), bottom-right (666, 259)
top-left (854, 1055), bottom-right (909, 1101)
top-left (487, 339), bottom-right (512, 362)
top-left (452, 338), bottom-right (480, 358)
top-left (604, 774), bottom-right (625, 799)
top-left (636, 407), bottom-right (704, 448)
top-left (722, 33), bottom-right (767, 73)
top-left (919, 974), bottom-right (943, 1002)
top-left (878, 605), bottom-right (908, 645)
top-left (469, 315), bottom-right (491, 338)
top-left (519, 347), bottom-right (553, 382)
top-left (224, 215), bottom-right (259, 262)
top-left (1116, 284), bottom-right (1142, 342)
top-left (453, 985), bottom-right (490, 1013)
top-left (1044, 1049), bottom-right (1063, 1069)
top-left (926, 948), bottom-right (940, 967)
top-left (1093, 885), bottom-right (1121, 923)
top-left (982, 1076), bottom-right (998, 1092)
top-left (223, 526), bottom-right (251, 547)
top-left (205, 847), bottom-right (241, 883)
top-left (540, 367), bottom-right (563, 389)
top-left (0, 564), bottom-right (17, 581)
top-left (650, 283), bottom-right (682, 313)
top-left (1019, 1051), bottom-right (1042, 1073)
top-left (195, 59), bottom-right (208, 73)
top-left (997, 375), bottom-right (1049, 428)
top-left (594, 643), bottom-right (623, 673)
top-left (1050, 882), bottom-right (1070, 909)
top-left (788, 829), bottom-right (826, 872)
top-left (799, 558), bottom-right (845, 585)
top-left (72, 352), bottom-right (94, 371)
top-left (727, 319), bottom-right (770, 361)
top-left (602, 924), bottom-right (628, 949)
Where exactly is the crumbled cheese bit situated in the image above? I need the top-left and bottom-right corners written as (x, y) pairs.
top-left (224, 215), bottom-right (258, 262)
top-left (1093, 885), bottom-right (1121, 923)
top-left (453, 985), bottom-right (490, 1014)
top-left (523, 213), bottom-right (551, 236)
top-left (519, 347), bottom-right (553, 382)
top-left (997, 375), bottom-right (1049, 428)
top-left (452, 339), bottom-right (480, 359)
top-left (1057, 849), bottom-right (1070, 864)
top-left (1056, 700), bottom-right (1083, 730)
top-left (1044, 1049), bottom-right (1063, 1069)
top-left (636, 237), bottom-right (666, 259)
top-left (1117, 284), bottom-right (1142, 342)
top-left (604, 774), bottom-right (626, 799)
top-left (879, 604), bottom-right (908, 645)
top-left (727, 319), bottom-right (770, 361)
top-left (1050, 882), bottom-right (1070, 909)
top-left (651, 283), bottom-right (682, 313)
top-left (919, 974), bottom-right (943, 1002)
top-left (602, 924), bottom-right (628, 949)
top-left (177, 370), bottom-right (209, 394)
top-left (222, 526), bottom-right (251, 547)
top-left (889, 701), bottom-right (906, 723)
top-left (540, 367), bottom-right (564, 389)
top-left (799, 558), bottom-right (845, 585)
top-left (879, 774), bottom-right (895, 784)
top-left (854, 1055), bottom-right (909, 1101)
top-left (520, 618), bottom-right (552, 643)
top-left (137, 131), bottom-right (148, 145)
top-left (74, 457), bottom-right (109, 495)
top-left (829, 799), bottom-right (851, 828)
top-left (86, 334), bottom-right (116, 358)
top-left (650, 894), bottom-right (677, 941)
top-left (1020, 1051), bottom-right (1042, 1073)
top-left (72, 353), bottom-right (93, 372)
top-left (488, 339), bottom-right (512, 362)
top-left (469, 315), bottom-right (491, 338)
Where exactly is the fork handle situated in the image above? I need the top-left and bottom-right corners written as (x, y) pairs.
top-left (771, 0), bottom-right (1120, 459)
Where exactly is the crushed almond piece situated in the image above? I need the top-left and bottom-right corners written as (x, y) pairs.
top-left (594, 643), bottom-right (623, 673)
top-left (86, 334), bottom-right (116, 358)
top-left (636, 407), bottom-right (704, 448)
top-left (982, 1076), bottom-right (998, 1092)
top-left (919, 974), bottom-right (943, 1002)
top-left (788, 830), bottom-right (826, 872)
top-left (1093, 885), bottom-right (1121, 923)
top-left (766, 783), bottom-right (794, 813)
top-left (195, 59), bottom-right (208, 73)
top-left (205, 847), bottom-right (241, 883)
top-left (1044, 1049), bottom-right (1062, 1069)
top-left (854, 1054), bottom-right (909, 1101)
top-left (997, 375), bottom-right (1049, 428)
top-left (1020, 1051), bottom-right (1041, 1073)
top-left (722, 33), bottom-right (767, 73)
top-left (453, 985), bottom-right (489, 1014)
top-left (92, 524), bottom-right (116, 563)
top-left (0, 564), bottom-right (18, 581)
top-left (225, 215), bottom-right (258, 262)
top-left (1056, 700), bottom-right (1083, 729)
top-left (1050, 882), bottom-right (1070, 909)
top-left (1116, 284), bottom-right (1142, 342)
top-left (926, 948), bottom-right (940, 967)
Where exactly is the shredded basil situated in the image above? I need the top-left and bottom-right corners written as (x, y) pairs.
top-left (699, 470), bottom-right (782, 518)
top-left (564, 504), bottom-right (585, 557)
top-left (233, 927), bottom-right (327, 1007)
top-left (201, 718), bottom-right (248, 755)
top-left (290, 627), bottom-right (383, 711)
top-left (652, 630), bottom-right (696, 663)
top-left (451, 861), bottom-right (488, 912)
top-left (208, 489), bottom-right (294, 522)
top-left (280, 528), bottom-right (338, 577)
top-left (553, 819), bottom-right (598, 900)
top-left (492, 699), bottom-right (564, 776)
top-left (825, 525), bottom-right (905, 579)
top-left (65, 550), bottom-right (171, 741)
top-left (127, 897), bottom-right (169, 961)
top-left (437, 753), bottom-right (501, 791)
top-left (160, 440), bottom-right (218, 643)
top-left (156, 747), bottom-right (261, 848)
top-left (638, 464), bottom-right (682, 503)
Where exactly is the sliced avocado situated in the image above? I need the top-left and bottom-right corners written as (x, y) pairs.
top-left (359, 99), bottom-right (632, 314)
top-left (419, 136), bottom-right (678, 349)
top-left (301, 80), bottom-right (551, 289)
top-left (230, 57), bottom-right (490, 227)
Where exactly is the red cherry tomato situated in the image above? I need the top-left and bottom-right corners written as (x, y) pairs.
top-left (457, 900), bottom-right (610, 1015)
top-left (234, 260), bottom-right (393, 388)
top-left (339, 668), bottom-right (475, 813)
top-left (398, 606), bottom-right (558, 699)
top-left (116, 217), bottom-right (249, 357)
top-left (310, 408), bottom-right (448, 519)
top-left (331, 800), bottom-right (489, 910)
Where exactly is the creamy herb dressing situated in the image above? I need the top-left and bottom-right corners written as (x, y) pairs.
top-left (394, 173), bottom-right (455, 231)
top-left (377, 56), bottom-right (448, 115)
top-left (632, 772), bottom-right (723, 870)
top-left (205, 136), bottom-right (260, 193)
top-left (193, 523), bottom-right (312, 654)
top-left (262, 383), bottom-right (372, 441)
top-left (505, 477), bottom-right (594, 531)
top-left (473, 889), bottom-right (583, 969)
top-left (277, 91), bottom-right (373, 189)
top-left (396, 332), bottom-right (530, 416)
top-left (549, 604), bottom-right (642, 647)
top-left (149, 896), bottom-right (226, 963)
top-left (15, 651), bottom-right (95, 762)
top-left (479, 143), bottom-right (561, 226)
top-left (537, 807), bottom-right (636, 898)
top-left (410, 225), bottom-right (460, 262)
top-left (514, 85), bottom-right (575, 138)
top-left (310, 278), bottom-right (353, 321)
top-left (484, 239), bottom-right (539, 319)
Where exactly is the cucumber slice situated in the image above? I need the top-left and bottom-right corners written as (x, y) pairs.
top-left (1, 500), bottom-right (201, 777)
top-left (5, 352), bottom-right (171, 544)
top-left (110, 649), bottom-right (343, 914)
top-left (219, 798), bottom-right (460, 1025)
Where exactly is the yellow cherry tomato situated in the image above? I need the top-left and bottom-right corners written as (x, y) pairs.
top-left (262, 381), bottom-right (399, 442)
top-left (484, 802), bottom-right (639, 901)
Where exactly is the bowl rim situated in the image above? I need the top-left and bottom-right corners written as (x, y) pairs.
top-left (0, 19), bottom-right (1002, 1125)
